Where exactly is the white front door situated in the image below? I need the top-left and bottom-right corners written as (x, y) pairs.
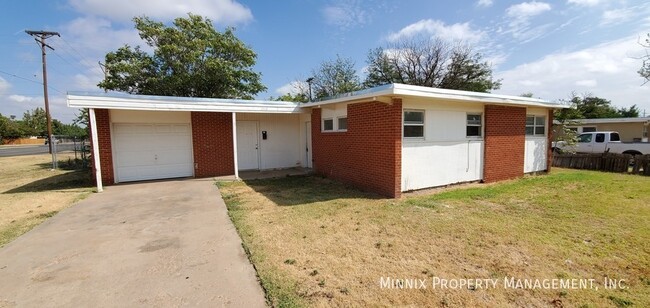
top-left (113, 123), bottom-right (194, 182)
top-left (305, 121), bottom-right (312, 168)
top-left (236, 121), bottom-right (260, 170)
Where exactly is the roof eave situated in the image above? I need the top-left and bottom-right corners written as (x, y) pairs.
top-left (301, 84), bottom-right (564, 109)
top-left (67, 94), bottom-right (304, 114)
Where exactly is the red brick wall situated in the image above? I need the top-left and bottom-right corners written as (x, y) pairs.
top-left (547, 109), bottom-right (554, 172)
top-left (311, 99), bottom-right (402, 198)
top-left (91, 109), bottom-right (114, 185)
top-left (483, 105), bottom-right (526, 182)
top-left (191, 112), bottom-right (234, 177)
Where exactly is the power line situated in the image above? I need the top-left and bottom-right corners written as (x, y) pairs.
top-left (60, 36), bottom-right (98, 68)
top-left (50, 38), bottom-right (104, 76)
top-left (0, 69), bottom-right (65, 94)
top-left (49, 47), bottom-right (91, 75)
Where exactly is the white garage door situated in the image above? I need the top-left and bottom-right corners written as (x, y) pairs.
top-left (113, 123), bottom-right (194, 182)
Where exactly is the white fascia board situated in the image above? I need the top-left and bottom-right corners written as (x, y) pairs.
top-left (300, 83), bottom-right (565, 109)
top-left (300, 86), bottom-right (395, 107)
top-left (67, 94), bottom-right (305, 114)
top-left (392, 84), bottom-right (564, 109)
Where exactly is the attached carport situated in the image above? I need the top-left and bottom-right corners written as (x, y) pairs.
top-left (67, 92), bottom-right (308, 192)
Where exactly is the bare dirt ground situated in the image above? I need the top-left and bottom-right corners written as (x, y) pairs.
top-left (0, 152), bottom-right (93, 247)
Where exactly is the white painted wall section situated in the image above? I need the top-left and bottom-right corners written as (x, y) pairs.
top-left (110, 109), bottom-right (190, 123)
top-left (524, 107), bottom-right (548, 173)
top-left (236, 113), bottom-right (302, 170)
top-left (401, 99), bottom-right (485, 191)
top-left (403, 141), bottom-right (484, 191)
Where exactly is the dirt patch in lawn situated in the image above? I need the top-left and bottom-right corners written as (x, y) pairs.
top-left (219, 170), bottom-right (650, 307)
top-left (0, 152), bottom-right (93, 247)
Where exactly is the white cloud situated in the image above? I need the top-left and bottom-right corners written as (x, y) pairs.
top-left (68, 0), bottom-right (253, 24)
top-left (506, 1), bottom-right (551, 18)
top-left (495, 35), bottom-right (650, 110)
top-left (387, 19), bottom-right (484, 43)
top-left (8, 95), bottom-right (39, 103)
top-left (485, 53), bottom-right (509, 68)
top-left (575, 79), bottom-right (598, 87)
top-left (0, 77), bottom-right (9, 95)
top-left (601, 8), bottom-right (633, 26)
top-left (567, 0), bottom-right (601, 6)
top-left (477, 0), bottom-right (494, 8)
top-left (62, 17), bottom-right (143, 55)
top-left (502, 2), bottom-right (552, 43)
top-left (322, 0), bottom-right (369, 30)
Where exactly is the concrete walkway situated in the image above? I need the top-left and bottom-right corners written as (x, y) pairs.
top-left (0, 179), bottom-right (266, 307)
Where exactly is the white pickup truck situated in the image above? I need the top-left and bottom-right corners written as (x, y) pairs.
top-left (553, 131), bottom-right (650, 155)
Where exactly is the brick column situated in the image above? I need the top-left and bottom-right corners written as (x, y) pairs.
top-left (191, 112), bottom-right (234, 177)
top-left (90, 109), bottom-right (114, 185)
top-left (483, 105), bottom-right (526, 183)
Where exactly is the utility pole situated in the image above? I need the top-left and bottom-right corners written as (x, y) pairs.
top-left (26, 30), bottom-right (60, 169)
top-left (306, 77), bottom-right (314, 102)
top-left (98, 61), bottom-right (108, 93)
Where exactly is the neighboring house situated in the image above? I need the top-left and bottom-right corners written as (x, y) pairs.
top-left (555, 117), bottom-right (650, 142)
top-left (67, 83), bottom-right (562, 198)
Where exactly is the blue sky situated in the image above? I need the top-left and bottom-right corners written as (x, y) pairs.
top-left (1, 0), bottom-right (649, 122)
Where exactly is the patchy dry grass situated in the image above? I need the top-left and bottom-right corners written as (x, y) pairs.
top-left (218, 169), bottom-right (650, 307)
top-left (0, 152), bottom-right (93, 247)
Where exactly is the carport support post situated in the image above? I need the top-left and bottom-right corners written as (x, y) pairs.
top-left (232, 112), bottom-right (239, 179)
top-left (89, 108), bottom-right (103, 192)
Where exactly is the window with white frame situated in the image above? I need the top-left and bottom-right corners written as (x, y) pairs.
top-left (403, 110), bottom-right (424, 138)
top-left (337, 117), bottom-right (347, 131)
top-left (322, 118), bottom-right (334, 131)
top-left (525, 115), bottom-right (546, 136)
top-left (466, 114), bottom-right (482, 137)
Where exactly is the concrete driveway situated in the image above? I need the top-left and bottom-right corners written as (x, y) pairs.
top-left (0, 179), bottom-right (266, 307)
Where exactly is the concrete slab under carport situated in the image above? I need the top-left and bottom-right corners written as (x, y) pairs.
top-left (0, 179), bottom-right (266, 307)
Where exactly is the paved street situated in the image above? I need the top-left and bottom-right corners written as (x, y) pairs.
top-left (0, 143), bottom-right (77, 157)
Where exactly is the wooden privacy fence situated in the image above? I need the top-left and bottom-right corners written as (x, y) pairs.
top-left (552, 153), bottom-right (650, 176)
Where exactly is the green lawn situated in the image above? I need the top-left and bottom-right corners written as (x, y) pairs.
top-left (218, 169), bottom-right (650, 307)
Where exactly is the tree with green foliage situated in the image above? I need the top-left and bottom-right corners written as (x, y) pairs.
top-left (0, 113), bottom-right (26, 140)
top-left (568, 94), bottom-right (640, 119)
top-left (273, 92), bottom-right (308, 103)
top-left (21, 107), bottom-right (47, 136)
top-left (554, 94), bottom-right (640, 120)
top-left (99, 14), bottom-right (266, 99)
top-left (617, 105), bottom-right (640, 117)
top-left (53, 121), bottom-right (87, 138)
top-left (364, 38), bottom-right (501, 92)
top-left (311, 55), bottom-right (362, 99)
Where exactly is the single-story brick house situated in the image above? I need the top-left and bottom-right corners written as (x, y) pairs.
top-left (67, 83), bottom-right (563, 198)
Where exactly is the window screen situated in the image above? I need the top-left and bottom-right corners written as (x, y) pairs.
top-left (466, 114), bottom-right (482, 137)
top-left (323, 119), bottom-right (333, 131)
top-left (337, 117), bottom-right (347, 131)
top-left (403, 110), bottom-right (424, 138)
